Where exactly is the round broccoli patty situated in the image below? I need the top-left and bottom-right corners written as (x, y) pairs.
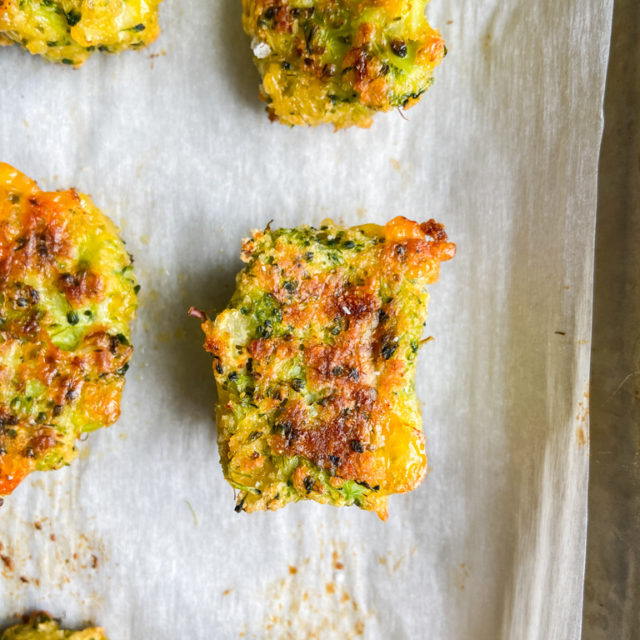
top-left (242, 0), bottom-right (446, 128)
top-left (0, 163), bottom-right (137, 500)
top-left (0, 0), bottom-right (162, 66)
top-left (1, 612), bottom-right (107, 640)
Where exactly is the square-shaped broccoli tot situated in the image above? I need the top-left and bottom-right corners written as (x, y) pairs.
top-left (0, 0), bottom-right (162, 67)
top-left (195, 216), bottom-right (454, 519)
top-left (1, 612), bottom-right (107, 640)
top-left (242, 0), bottom-right (446, 128)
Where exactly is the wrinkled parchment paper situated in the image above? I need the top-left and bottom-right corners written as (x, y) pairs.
top-left (0, 1), bottom-right (613, 638)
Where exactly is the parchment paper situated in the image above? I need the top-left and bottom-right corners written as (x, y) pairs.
top-left (0, 1), bottom-right (613, 638)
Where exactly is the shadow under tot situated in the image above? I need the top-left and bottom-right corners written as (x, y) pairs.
top-left (217, 0), bottom-right (264, 113)
top-left (137, 258), bottom-right (241, 439)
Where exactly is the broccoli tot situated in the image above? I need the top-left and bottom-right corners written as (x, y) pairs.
top-left (194, 217), bottom-right (455, 519)
top-left (0, 0), bottom-right (163, 66)
top-left (1, 612), bottom-right (107, 640)
top-left (0, 163), bottom-right (138, 501)
top-left (242, 0), bottom-right (446, 128)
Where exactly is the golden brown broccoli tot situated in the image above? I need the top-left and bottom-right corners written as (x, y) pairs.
top-left (242, 0), bottom-right (446, 128)
top-left (0, 163), bottom-right (137, 501)
top-left (0, 0), bottom-right (162, 66)
top-left (2, 613), bottom-right (107, 640)
top-left (194, 217), bottom-right (455, 519)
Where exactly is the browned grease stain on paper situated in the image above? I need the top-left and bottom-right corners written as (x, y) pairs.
top-left (576, 427), bottom-right (587, 446)
top-left (453, 563), bottom-right (470, 591)
top-left (576, 385), bottom-right (590, 447)
top-left (233, 522), bottom-right (420, 638)
top-left (238, 534), bottom-right (369, 639)
top-left (149, 49), bottom-right (167, 69)
top-left (0, 509), bottom-right (109, 608)
top-left (483, 33), bottom-right (492, 62)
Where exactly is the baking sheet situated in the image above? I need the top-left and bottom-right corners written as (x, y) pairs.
top-left (583, 0), bottom-right (640, 637)
top-left (0, 1), bottom-right (613, 638)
